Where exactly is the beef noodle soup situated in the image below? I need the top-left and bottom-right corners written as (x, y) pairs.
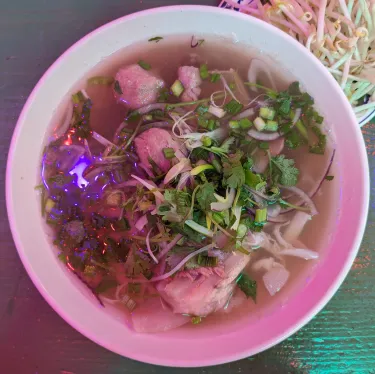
top-left (38, 36), bottom-right (336, 333)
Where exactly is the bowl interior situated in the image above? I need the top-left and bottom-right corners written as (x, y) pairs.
top-left (6, 5), bottom-right (369, 367)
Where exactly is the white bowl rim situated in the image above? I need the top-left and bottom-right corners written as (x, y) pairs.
top-left (6, 5), bottom-right (370, 367)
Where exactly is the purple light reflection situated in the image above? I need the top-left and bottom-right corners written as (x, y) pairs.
top-left (69, 155), bottom-right (91, 188)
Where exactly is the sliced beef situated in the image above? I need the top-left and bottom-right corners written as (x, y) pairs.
top-left (157, 252), bottom-right (250, 316)
top-left (131, 297), bottom-right (190, 333)
top-left (134, 128), bottom-right (184, 173)
top-left (114, 65), bottom-right (165, 109)
top-left (178, 66), bottom-right (202, 102)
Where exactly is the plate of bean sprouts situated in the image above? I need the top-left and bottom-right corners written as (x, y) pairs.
top-left (220, 0), bottom-right (375, 126)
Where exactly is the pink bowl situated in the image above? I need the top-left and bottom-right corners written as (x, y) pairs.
top-left (6, 5), bottom-right (369, 367)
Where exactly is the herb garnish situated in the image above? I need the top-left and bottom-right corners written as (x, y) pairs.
top-left (138, 60), bottom-right (152, 70)
top-left (270, 155), bottom-right (299, 186)
top-left (236, 273), bottom-right (257, 302)
top-left (148, 36), bottom-right (163, 43)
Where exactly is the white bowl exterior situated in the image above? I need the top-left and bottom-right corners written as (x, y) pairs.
top-left (6, 6), bottom-right (369, 367)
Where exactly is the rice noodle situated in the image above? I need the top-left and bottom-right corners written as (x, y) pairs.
top-left (148, 244), bottom-right (214, 282)
top-left (157, 234), bottom-right (184, 260)
top-left (248, 129), bottom-right (282, 141)
top-left (280, 185), bottom-right (318, 215)
top-left (279, 248), bottom-right (319, 259)
top-left (273, 223), bottom-right (291, 248)
top-left (283, 211), bottom-right (312, 242)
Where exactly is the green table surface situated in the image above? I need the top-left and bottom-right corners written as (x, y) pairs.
top-left (1, 1), bottom-right (374, 373)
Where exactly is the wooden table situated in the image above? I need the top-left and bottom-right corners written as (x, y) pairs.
top-left (1, 1), bottom-right (374, 372)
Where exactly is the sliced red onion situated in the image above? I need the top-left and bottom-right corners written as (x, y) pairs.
top-left (279, 248), bottom-right (319, 260)
top-left (148, 244), bottom-right (214, 282)
top-left (131, 174), bottom-right (165, 202)
top-left (54, 101), bottom-right (73, 139)
top-left (273, 223), bottom-right (291, 248)
top-left (164, 158), bottom-right (191, 185)
top-left (283, 211), bottom-right (312, 243)
top-left (157, 234), bottom-right (183, 260)
top-left (267, 215), bottom-right (289, 223)
top-left (233, 108), bottom-right (255, 120)
top-left (311, 149), bottom-right (336, 199)
top-left (177, 171), bottom-right (191, 190)
top-left (135, 214), bottom-right (148, 232)
top-left (267, 204), bottom-right (281, 218)
top-left (280, 185), bottom-right (318, 216)
top-left (247, 59), bottom-right (277, 92)
top-left (248, 129), bottom-right (282, 141)
top-left (263, 266), bottom-right (290, 296)
top-left (146, 229), bottom-right (159, 264)
top-left (136, 103), bottom-right (167, 115)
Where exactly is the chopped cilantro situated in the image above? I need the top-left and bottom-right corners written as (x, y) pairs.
top-left (126, 252), bottom-right (151, 278)
top-left (196, 182), bottom-right (217, 211)
top-left (164, 190), bottom-right (190, 215)
top-left (223, 150), bottom-right (245, 189)
top-left (278, 98), bottom-right (291, 114)
top-left (244, 170), bottom-right (266, 191)
top-left (271, 155), bottom-right (299, 186)
top-left (325, 175), bottom-right (334, 181)
top-left (236, 273), bottom-right (257, 302)
top-left (170, 222), bottom-right (206, 243)
top-left (237, 187), bottom-right (256, 208)
top-left (285, 129), bottom-right (303, 149)
top-left (309, 126), bottom-right (326, 154)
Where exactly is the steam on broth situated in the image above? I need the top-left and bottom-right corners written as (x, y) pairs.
top-left (38, 36), bottom-right (335, 333)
